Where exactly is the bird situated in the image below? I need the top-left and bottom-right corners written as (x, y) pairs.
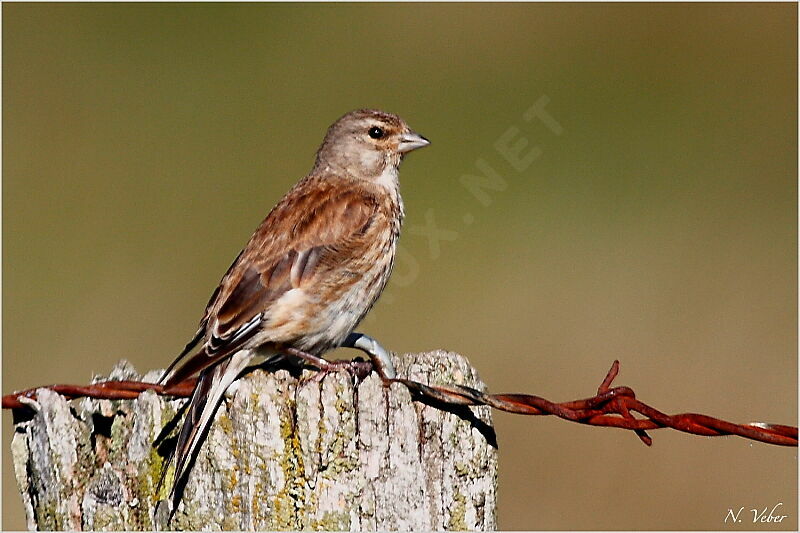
top-left (155, 108), bottom-right (430, 518)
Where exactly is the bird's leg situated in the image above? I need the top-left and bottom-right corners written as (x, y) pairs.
top-left (282, 333), bottom-right (397, 383)
top-left (282, 346), bottom-right (373, 381)
top-left (341, 332), bottom-right (397, 381)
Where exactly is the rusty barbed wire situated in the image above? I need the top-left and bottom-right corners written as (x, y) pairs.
top-left (2, 379), bottom-right (197, 408)
top-left (3, 360), bottom-right (796, 447)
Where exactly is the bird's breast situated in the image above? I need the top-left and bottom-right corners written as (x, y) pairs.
top-left (268, 195), bottom-right (401, 355)
top-left (304, 228), bottom-right (398, 352)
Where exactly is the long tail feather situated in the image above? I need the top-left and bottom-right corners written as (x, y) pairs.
top-left (163, 349), bottom-right (255, 520)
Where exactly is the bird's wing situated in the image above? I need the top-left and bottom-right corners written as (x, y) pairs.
top-left (159, 178), bottom-right (380, 386)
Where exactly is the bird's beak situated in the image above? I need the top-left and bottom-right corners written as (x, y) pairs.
top-left (398, 131), bottom-right (431, 153)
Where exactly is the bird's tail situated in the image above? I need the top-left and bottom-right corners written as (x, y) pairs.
top-left (159, 349), bottom-right (255, 522)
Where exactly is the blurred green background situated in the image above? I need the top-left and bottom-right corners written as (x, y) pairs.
top-left (3, 3), bottom-right (797, 530)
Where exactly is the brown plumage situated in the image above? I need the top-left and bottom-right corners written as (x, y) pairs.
top-left (157, 109), bottom-right (429, 518)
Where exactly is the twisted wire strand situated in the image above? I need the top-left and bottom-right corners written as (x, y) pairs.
top-left (3, 360), bottom-right (796, 447)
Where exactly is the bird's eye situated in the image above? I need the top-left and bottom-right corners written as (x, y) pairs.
top-left (368, 126), bottom-right (384, 139)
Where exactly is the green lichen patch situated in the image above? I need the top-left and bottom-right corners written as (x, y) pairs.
top-left (269, 396), bottom-right (308, 530)
top-left (309, 509), bottom-right (350, 531)
top-left (447, 490), bottom-right (468, 531)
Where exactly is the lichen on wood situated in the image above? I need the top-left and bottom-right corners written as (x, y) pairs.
top-left (11, 351), bottom-right (498, 531)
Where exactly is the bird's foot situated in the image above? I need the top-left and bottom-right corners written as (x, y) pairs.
top-left (281, 347), bottom-right (375, 384)
top-left (302, 359), bottom-right (373, 383)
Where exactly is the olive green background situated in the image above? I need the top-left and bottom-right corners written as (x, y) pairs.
top-left (3, 3), bottom-right (797, 530)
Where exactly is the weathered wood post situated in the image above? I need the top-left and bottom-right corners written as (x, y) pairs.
top-left (10, 351), bottom-right (498, 531)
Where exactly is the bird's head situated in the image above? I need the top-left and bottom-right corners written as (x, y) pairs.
top-left (314, 109), bottom-right (430, 182)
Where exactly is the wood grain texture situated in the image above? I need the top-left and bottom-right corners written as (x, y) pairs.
top-left (11, 351), bottom-right (497, 531)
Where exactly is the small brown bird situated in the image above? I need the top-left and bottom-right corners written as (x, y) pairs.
top-left (157, 109), bottom-right (429, 516)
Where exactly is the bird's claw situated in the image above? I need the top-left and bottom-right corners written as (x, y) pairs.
top-left (301, 359), bottom-right (374, 384)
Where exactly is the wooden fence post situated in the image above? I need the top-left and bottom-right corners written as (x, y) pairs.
top-left (10, 351), bottom-right (497, 531)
